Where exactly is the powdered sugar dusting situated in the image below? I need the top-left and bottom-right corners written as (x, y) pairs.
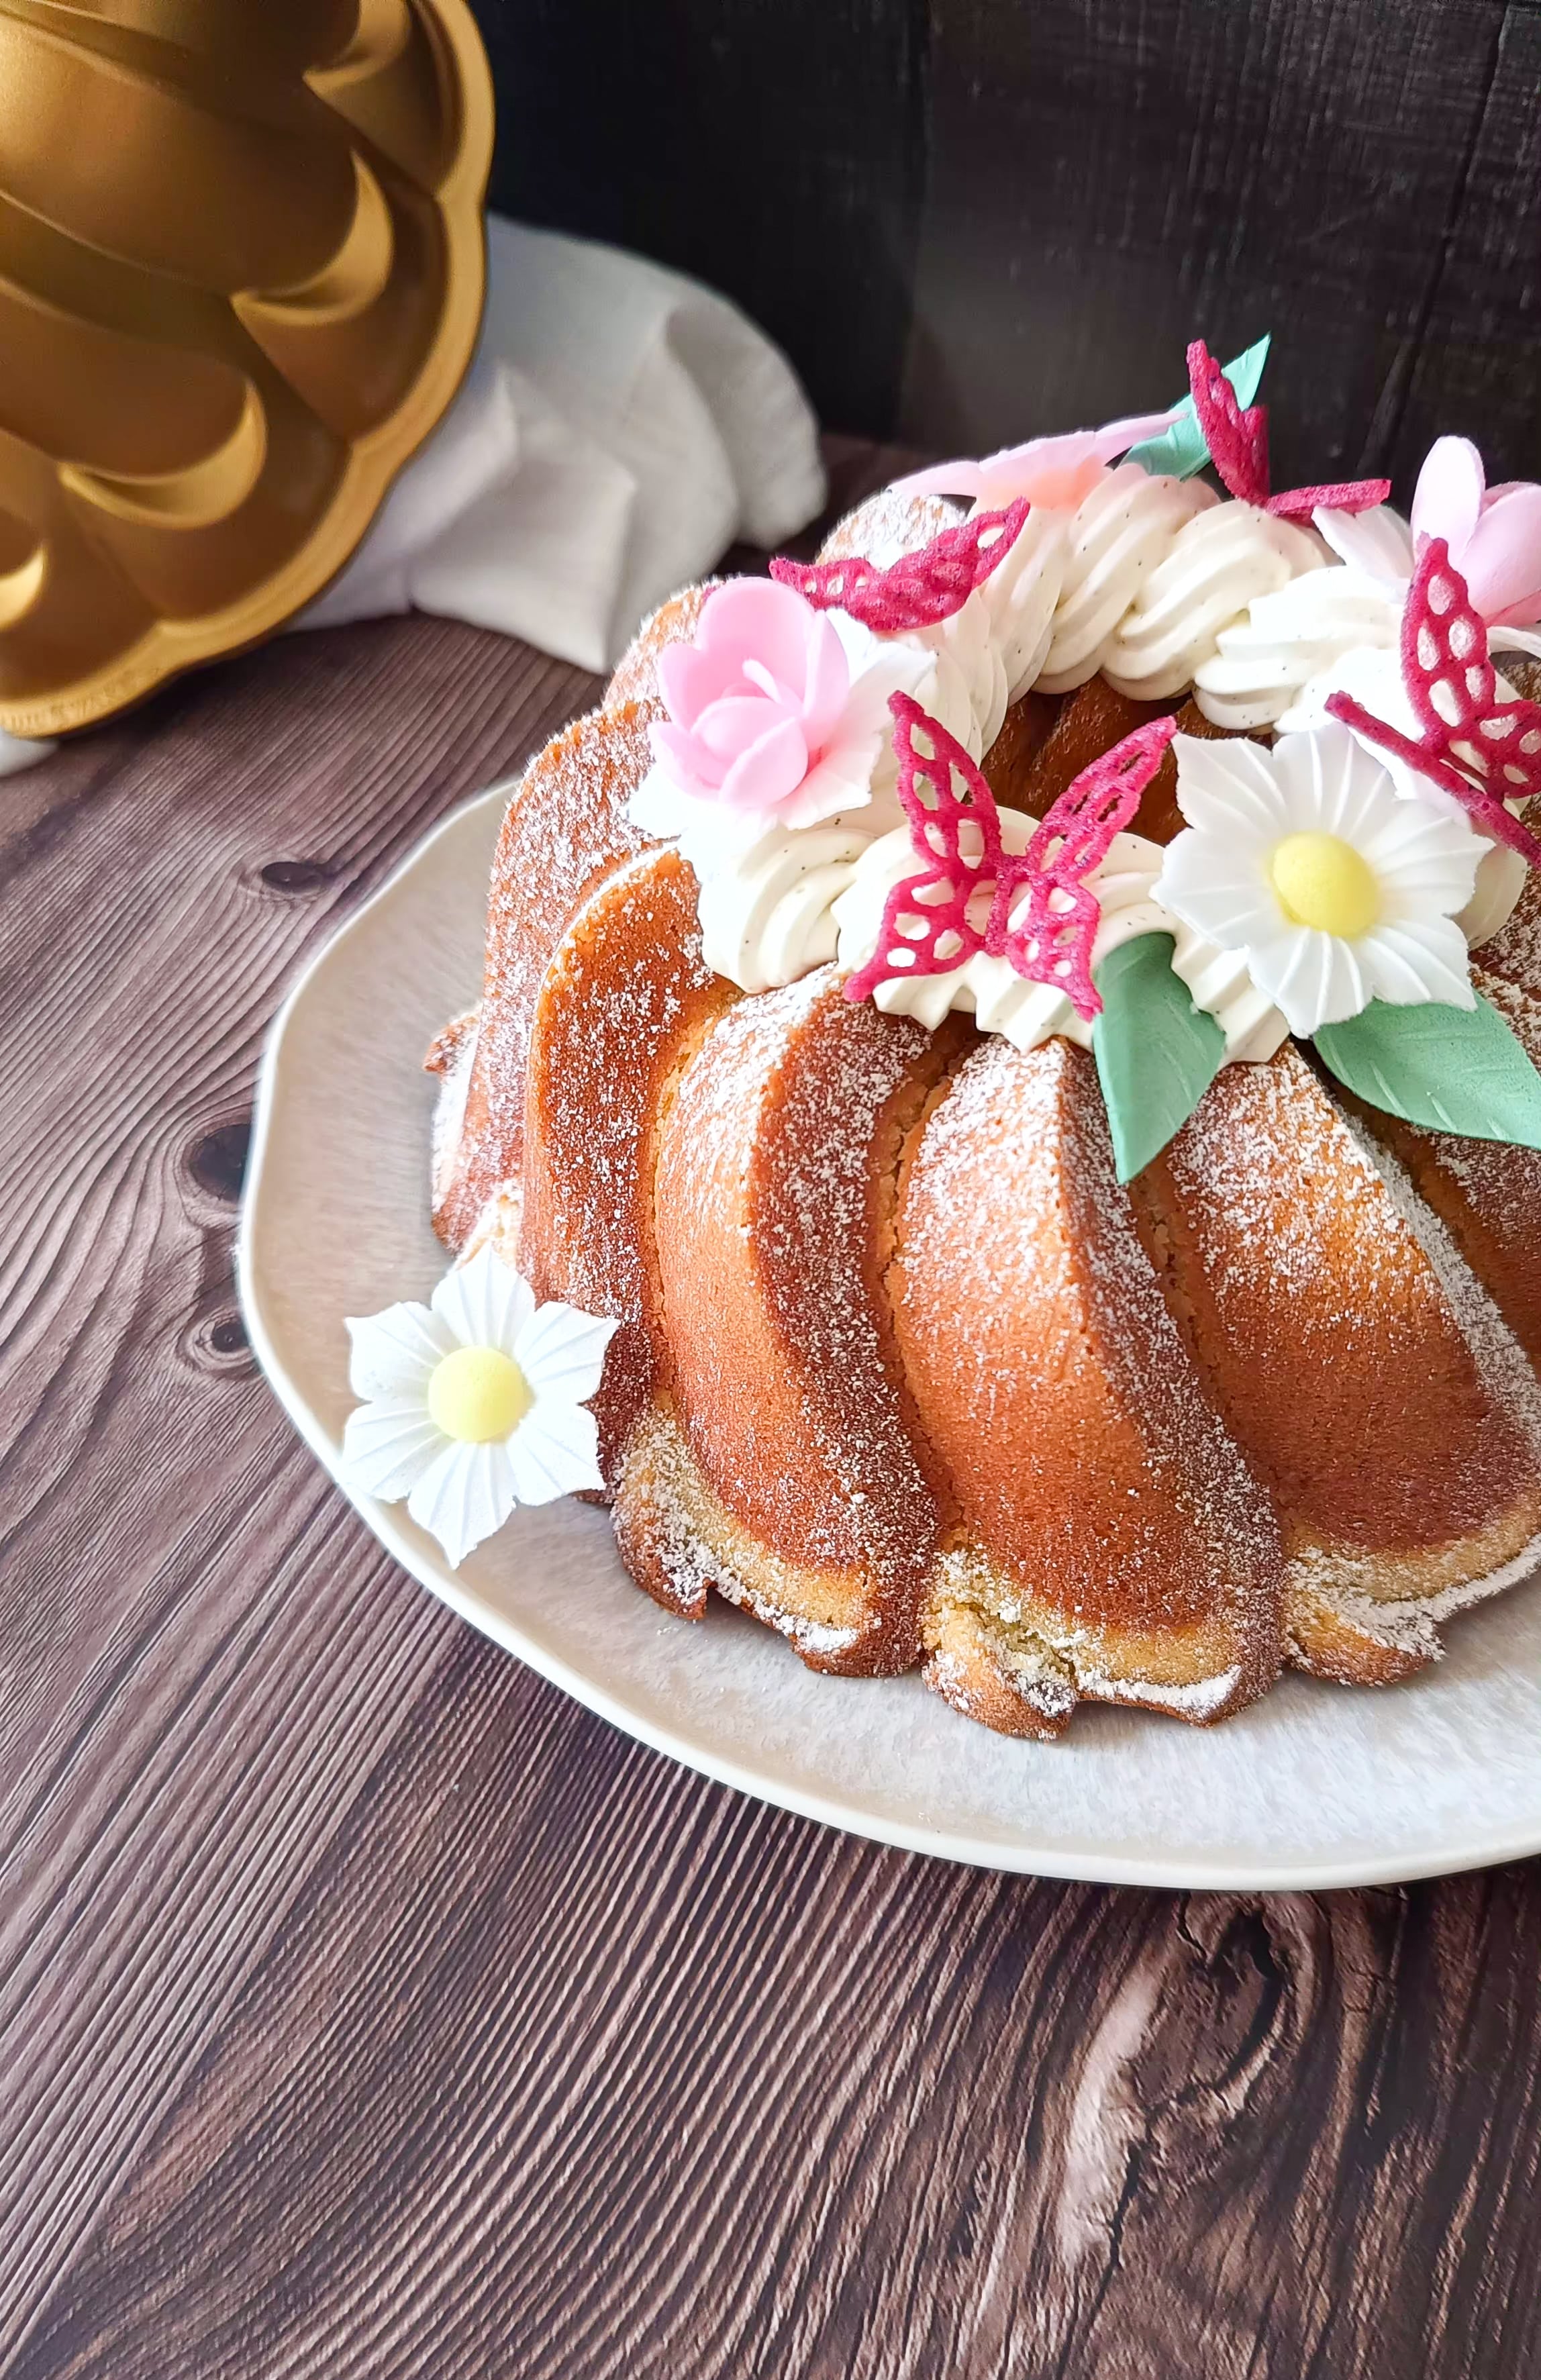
top-left (1289, 1512), bottom-right (1541, 1665)
top-left (656, 966), bottom-right (936, 1582)
top-left (1162, 1045), bottom-right (1432, 1323)
top-left (521, 848), bottom-right (724, 1467)
top-left (526, 850), bottom-right (714, 1338)
top-left (1085, 1660), bottom-right (1244, 1717)
top-left (1476, 864), bottom-right (1541, 999)
top-left (928, 1640), bottom-right (1078, 1728)
top-left (428, 1009), bottom-right (477, 1216)
top-left (903, 1038), bottom-right (1280, 1673)
top-left (1160, 1046), bottom-right (1541, 1597)
top-left (617, 1399), bottom-right (864, 1656)
top-left (716, 1571), bottom-right (864, 1658)
top-left (1336, 1101), bottom-right (1541, 1467)
top-left (927, 1540), bottom-right (1254, 1719)
top-left (819, 489), bottom-right (960, 569)
top-left (442, 703), bottom-right (657, 1242)
top-left (605, 583), bottom-right (715, 708)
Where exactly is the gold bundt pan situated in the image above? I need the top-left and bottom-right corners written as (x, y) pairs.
top-left (0, 0), bottom-right (493, 736)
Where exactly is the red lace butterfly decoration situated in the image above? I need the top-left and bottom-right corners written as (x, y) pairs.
top-left (1326, 538), bottom-right (1541, 866)
top-left (769, 499), bottom-right (1031, 634)
top-left (844, 695), bottom-right (1176, 1022)
top-left (1185, 338), bottom-right (1389, 519)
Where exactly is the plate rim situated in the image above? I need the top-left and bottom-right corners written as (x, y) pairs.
top-left (239, 786), bottom-right (1541, 1892)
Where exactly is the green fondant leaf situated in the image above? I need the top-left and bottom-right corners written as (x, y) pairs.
top-left (1126, 334), bottom-right (1273, 480)
top-left (1092, 932), bottom-right (1226, 1183)
top-left (1313, 995), bottom-right (1541, 1146)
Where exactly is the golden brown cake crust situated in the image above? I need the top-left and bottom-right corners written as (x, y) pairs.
top-left (922, 1600), bottom-right (1077, 1740)
top-left (434, 701), bottom-right (657, 1248)
top-left (1134, 1044), bottom-right (1541, 1677)
top-left (817, 489), bottom-right (956, 564)
top-left (519, 846), bottom-right (736, 1477)
top-left (1345, 971), bottom-right (1541, 1371)
top-left (646, 968), bottom-right (948, 1673)
top-left (605, 586), bottom-right (715, 709)
top-left (895, 1037), bottom-right (1285, 1724)
top-left (1019, 677), bottom-right (1170, 815)
top-left (1141, 1044), bottom-right (1541, 1555)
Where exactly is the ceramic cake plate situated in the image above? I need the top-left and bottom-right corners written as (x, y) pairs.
top-left (240, 786), bottom-right (1541, 1891)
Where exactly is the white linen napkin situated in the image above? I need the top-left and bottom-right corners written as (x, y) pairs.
top-left (0, 730), bottom-right (43, 778)
top-left (300, 215), bottom-right (826, 666)
top-left (0, 217), bottom-right (826, 775)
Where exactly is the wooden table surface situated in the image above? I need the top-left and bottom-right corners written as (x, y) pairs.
top-left (5, 441), bottom-right (1541, 2380)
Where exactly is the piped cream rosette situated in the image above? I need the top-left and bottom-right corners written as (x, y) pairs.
top-left (680, 478), bottom-right (1338, 1024)
top-left (1193, 560), bottom-right (1402, 730)
top-left (830, 820), bottom-right (1288, 1062)
top-left (971, 465), bottom-right (1327, 703)
top-left (1190, 449), bottom-right (1541, 735)
top-left (636, 442), bottom-right (1535, 1078)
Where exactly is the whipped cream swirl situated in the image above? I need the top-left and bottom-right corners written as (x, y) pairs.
top-left (1192, 564), bottom-right (1400, 730)
top-left (1189, 501), bottom-right (1541, 734)
top-left (1035, 466), bottom-right (1215, 692)
top-left (696, 822), bottom-right (873, 991)
top-left (974, 503), bottom-right (1068, 701)
top-left (830, 822), bottom-right (1289, 1062)
top-left (636, 466), bottom-right (1524, 1069)
top-left (909, 589), bottom-right (1011, 761)
top-left (1101, 503), bottom-right (1326, 701)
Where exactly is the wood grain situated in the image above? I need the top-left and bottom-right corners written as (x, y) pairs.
top-left (5, 465), bottom-right (1541, 2376)
top-left (469, 0), bottom-right (1541, 481)
top-left (0, 617), bottom-right (600, 2371)
top-left (900, 0), bottom-right (1524, 492)
top-left (1389, 3), bottom-right (1541, 489)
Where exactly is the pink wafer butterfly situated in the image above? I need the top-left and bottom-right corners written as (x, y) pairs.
top-left (844, 695), bottom-right (1177, 1022)
top-left (1326, 538), bottom-right (1541, 866)
top-left (999, 717), bottom-right (1180, 1017)
top-left (769, 499), bottom-right (1032, 634)
top-left (1185, 338), bottom-right (1389, 518)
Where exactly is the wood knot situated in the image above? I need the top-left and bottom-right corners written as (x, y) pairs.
top-left (187, 1118), bottom-right (251, 1203)
top-left (260, 859), bottom-right (336, 893)
top-left (182, 1308), bottom-right (254, 1377)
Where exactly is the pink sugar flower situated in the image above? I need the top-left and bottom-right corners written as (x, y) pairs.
top-left (636, 577), bottom-right (903, 838)
top-left (893, 405), bottom-right (1185, 514)
top-left (1410, 437), bottom-right (1541, 629)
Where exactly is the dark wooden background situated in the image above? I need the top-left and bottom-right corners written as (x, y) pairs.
top-left (476, 0), bottom-right (1541, 495)
top-left (8, 1), bottom-right (1541, 2369)
top-left (6, 434), bottom-right (1541, 2379)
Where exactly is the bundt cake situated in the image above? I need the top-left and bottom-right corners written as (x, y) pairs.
top-left (419, 342), bottom-right (1541, 1736)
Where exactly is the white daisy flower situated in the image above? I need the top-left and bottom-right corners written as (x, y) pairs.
top-left (1153, 720), bottom-right (1484, 1039)
top-left (1279, 639), bottom-right (1532, 952)
top-left (341, 1246), bottom-right (617, 1568)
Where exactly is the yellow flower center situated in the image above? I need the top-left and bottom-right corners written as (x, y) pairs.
top-left (427, 1345), bottom-right (532, 1443)
top-left (1268, 831), bottom-right (1381, 938)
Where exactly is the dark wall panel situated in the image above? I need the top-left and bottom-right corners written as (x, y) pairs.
top-left (1392, 5), bottom-right (1541, 487)
top-left (467, 0), bottom-right (1541, 490)
top-left (468, 0), bottom-right (930, 440)
top-left (899, 0), bottom-right (1521, 493)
